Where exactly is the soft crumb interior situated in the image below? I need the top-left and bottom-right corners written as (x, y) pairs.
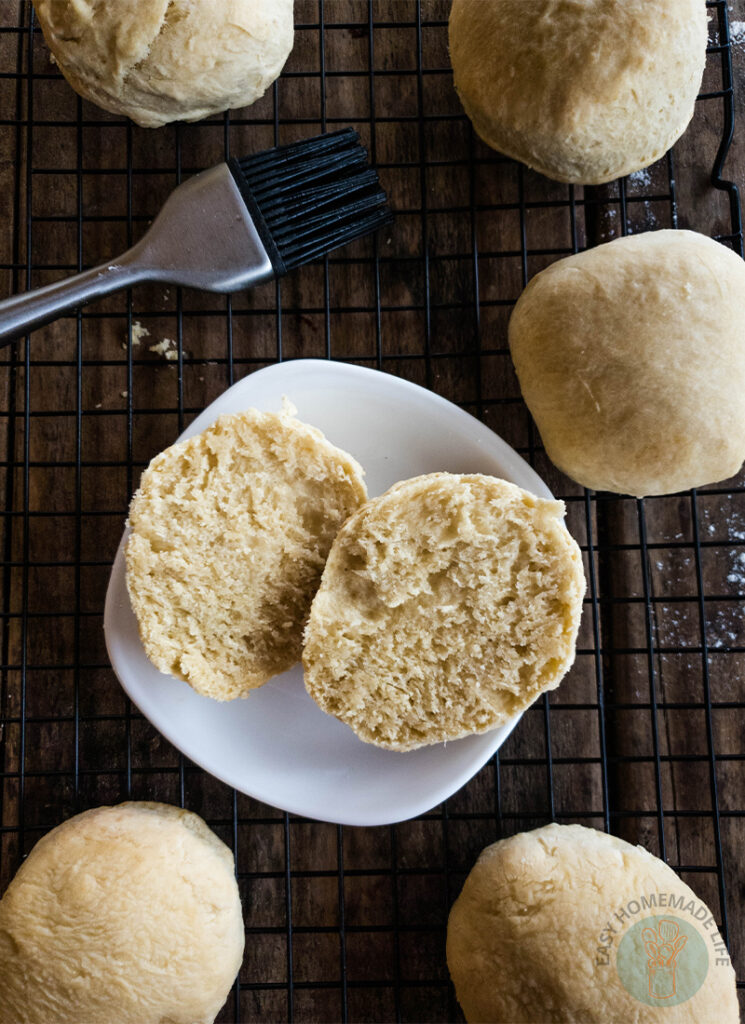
top-left (304, 476), bottom-right (583, 750)
top-left (126, 411), bottom-right (366, 700)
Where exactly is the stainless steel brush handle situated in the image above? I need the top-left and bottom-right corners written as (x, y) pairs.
top-left (0, 136), bottom-right (391, 346)
top-left (0, 165), bottom-right (274, 347)
top-left (0, 258), bottom-right (148, 345)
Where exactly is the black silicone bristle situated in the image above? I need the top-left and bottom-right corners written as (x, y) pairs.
top-left (228, 128), bottom-right (393, 275)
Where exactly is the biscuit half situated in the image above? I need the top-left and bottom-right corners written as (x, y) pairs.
top-left (303, 473), bottom-right (585, 751)
top-left (126, 406), bottom-right (367, 700)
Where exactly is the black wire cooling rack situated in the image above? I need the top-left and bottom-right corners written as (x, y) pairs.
top-left (1, 2), bottom-right (744, 1021)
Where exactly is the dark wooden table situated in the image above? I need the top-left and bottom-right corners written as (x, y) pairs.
top-left (1, 2), bottom-right (744, 1021)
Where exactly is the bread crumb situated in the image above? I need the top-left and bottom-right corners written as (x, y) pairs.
top-left (132, 321), bottom-right (149, 347)
top-left (150, 337), bottom-right (176, 357)
top-left (150, 337), bottom-right (187, 361)
top-left (280, 395), bottom-right (298, 418)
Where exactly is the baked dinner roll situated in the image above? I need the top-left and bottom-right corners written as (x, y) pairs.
top-left (126, 405), bottom-right (366, 700)
top-left (508, 230), bottom-right (745, 497)
top-left (34, 0), bottom-right (294, 128)
top-left (0, 803), bottom-right (244, 1024)
top-left (303, 473), bottom-right (585, 751)
top-left (447, 823), bottom-right (739, 1024)
top-left (448, 0), bottom-right (708, 184)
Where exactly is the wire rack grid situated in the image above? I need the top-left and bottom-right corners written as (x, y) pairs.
top-left (0, 1), bottom-right (744, 1021)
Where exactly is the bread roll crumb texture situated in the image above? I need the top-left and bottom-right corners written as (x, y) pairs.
top-left (126, 406), bottom-right (367, 701)
top-left (303, 473), bottom-right (585, 751)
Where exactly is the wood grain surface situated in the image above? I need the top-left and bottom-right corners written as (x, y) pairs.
top-left (0, 2), bottom-right (744, 1021)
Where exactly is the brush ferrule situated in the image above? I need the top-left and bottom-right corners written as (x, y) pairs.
top-left (227, 159), bottom-right (286, 278)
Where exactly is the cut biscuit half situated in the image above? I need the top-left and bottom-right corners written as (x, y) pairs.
top-left (126, 405), bottom-right (367, 701)
top-left (303, 473), bottom-right (585, 751)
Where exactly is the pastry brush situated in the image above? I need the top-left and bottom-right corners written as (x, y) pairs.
top-left (0, 128), bottom-right (392, 345)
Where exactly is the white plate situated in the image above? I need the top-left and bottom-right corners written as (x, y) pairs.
top-left (104, 359), bottom-right (553, 826)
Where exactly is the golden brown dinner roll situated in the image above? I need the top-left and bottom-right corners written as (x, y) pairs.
top-left (34, 0), bottom-right (294, 128)
top-left (508, 230), bottom-right (745, 497)
top-left (448, 0), bottom-right (708, 184)
top-left (126, 405), bottom-right (367, 700)
top-left (0, 803), bottom-right (244, 1024)
top-left (447, 823), bottom-right (739, 1024)
top-left (303, 473), bottom-right (585, 751)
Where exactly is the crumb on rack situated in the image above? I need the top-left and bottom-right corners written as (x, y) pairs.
top-left (149, 337), bottom-right (178, 359)
top-left (132, 321), bottom-right (149, 346)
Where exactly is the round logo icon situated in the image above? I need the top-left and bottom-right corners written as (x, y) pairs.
top-left (616, 915), bottom-right (708, 1007)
